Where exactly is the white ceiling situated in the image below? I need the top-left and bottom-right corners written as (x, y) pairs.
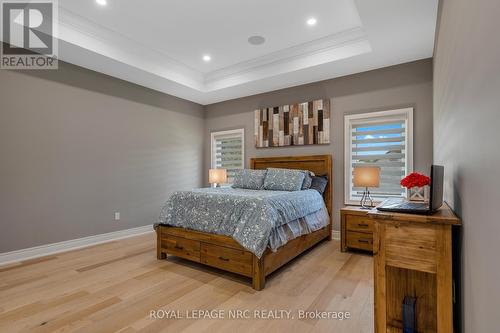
top-left (53, 0), bottom-right (438, 105)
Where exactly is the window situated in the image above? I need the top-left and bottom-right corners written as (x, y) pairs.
top-left (344, 108), bottom-right (413, 204)
top-left (211, 129), bottom-right (245, 183)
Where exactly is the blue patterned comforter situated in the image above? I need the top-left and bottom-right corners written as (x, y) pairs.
top-left (158, 187), bottom-right (325, 258)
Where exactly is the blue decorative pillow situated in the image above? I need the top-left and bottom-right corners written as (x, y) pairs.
top-left (301, 171), bottom-right (315, 190)
top-left (232, 169), bottom-right (267, 190)
top-left (263, 168), bottom-right (306, 191)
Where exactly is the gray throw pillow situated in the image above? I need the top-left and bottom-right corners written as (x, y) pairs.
top-left (232, 169), bottom-right (267, 190)
top-left (301, 171), bottom-right (314, 190)
top-left (263, 168), bottom-right (306, 191)
top-left (310, 175), bottom-right (328, 195)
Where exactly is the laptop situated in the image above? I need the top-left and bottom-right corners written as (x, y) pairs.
top-left (377, 165), bottom-right (444, 214)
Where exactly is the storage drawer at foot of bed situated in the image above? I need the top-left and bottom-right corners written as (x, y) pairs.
top-left (200, 243), bottom-right (253, 277)
top-left (165, 235), bottom-right (201, 262)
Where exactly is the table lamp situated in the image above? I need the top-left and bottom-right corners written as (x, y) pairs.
top-left (209, 168), bottom-right (227, 188)
top-left (353, 166), bottom-right (380, 208)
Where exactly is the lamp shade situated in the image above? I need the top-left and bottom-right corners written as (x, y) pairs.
top-left (353, 166), bottom-right (380, 188)
top-left (209, 168), bottom-right (227, 184)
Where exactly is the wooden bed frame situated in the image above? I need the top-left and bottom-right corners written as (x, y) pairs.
top-left (155, 155), bottom-right (332, 290)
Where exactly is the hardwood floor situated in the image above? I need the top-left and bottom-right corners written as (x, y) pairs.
top-left (0, 233), bottom-right (373, 333)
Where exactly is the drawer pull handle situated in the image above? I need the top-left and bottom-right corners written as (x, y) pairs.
top-left (358, 239), bottom-right (370, 244)
top-left (358, 223), bottom-right (369, 227)
top-left (218, 256), bottom-right (230, 262)
top-left (174, 245), bottom-right (184, 250)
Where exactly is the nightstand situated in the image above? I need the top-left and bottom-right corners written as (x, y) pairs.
top-left (340, 206), bottom-right (374, 253)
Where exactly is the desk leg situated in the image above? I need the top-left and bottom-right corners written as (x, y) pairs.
top-left (373, 222), bottom-right (386, 333)
top-left (436, 225), bottom-right (453, 333)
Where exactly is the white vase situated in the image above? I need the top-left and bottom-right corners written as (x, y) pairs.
top-left (407, 186), bottom-right (430, 202)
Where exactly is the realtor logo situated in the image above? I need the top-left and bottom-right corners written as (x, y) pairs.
top-left (1, 0), bottom-right (58, 69)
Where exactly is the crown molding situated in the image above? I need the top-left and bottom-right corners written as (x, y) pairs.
top-left (204, 27), bottom-right (369, 83)
top-left (56, 7), bottom-right (371, 94)
top-left (204, 35), bottom-right (371, 91)
top-left (58, 8), bottom-right (204, 91)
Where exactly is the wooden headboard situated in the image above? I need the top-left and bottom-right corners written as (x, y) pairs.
top-left (250, 155), bottom-right (333, 216)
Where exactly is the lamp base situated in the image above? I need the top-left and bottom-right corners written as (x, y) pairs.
top-left (359, 187), bottom-right (374, 209)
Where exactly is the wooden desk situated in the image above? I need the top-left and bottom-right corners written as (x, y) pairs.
top-left (368, 203), bottom-right (461, 333)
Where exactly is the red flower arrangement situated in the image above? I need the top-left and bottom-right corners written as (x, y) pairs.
top-left (400, 172), bottom-right (430, 189)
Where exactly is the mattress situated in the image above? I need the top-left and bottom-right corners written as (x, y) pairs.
top-left (158, 187), bottom-right (326, 258)
top-left (268, 205), bottom-right (329, 252)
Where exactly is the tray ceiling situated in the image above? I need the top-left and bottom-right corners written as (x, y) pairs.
top-left (45, 0), bottom-right (437, 104)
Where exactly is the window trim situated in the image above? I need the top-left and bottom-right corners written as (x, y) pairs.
top-left (210, 128), bottom-right (245, 180)
top-left (344, 108), bottom-right (414, 205)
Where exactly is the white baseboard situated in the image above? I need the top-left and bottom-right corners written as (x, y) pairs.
top-left (0, 225), bottom-right (153, 266)
top-left (332, 230), bottom-right (340, 241)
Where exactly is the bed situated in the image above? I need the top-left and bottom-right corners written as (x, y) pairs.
top-left (155, 155), bottom-right (332, 290)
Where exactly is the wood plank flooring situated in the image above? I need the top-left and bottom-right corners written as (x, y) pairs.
top-left (0, 233), bottom-right (373, 333)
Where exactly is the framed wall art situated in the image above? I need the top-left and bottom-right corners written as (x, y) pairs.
top-left (254, 99), bottom-right (330, 148)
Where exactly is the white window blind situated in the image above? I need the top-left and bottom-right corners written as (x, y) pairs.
top-left (211, 129), bottom-right (244, 183)
top-left (344, 108), bottom-right (413, 204)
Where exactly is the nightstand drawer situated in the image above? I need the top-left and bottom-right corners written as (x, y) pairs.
top-left (346, 231), bottom-right (373, 251)
top-left (341, 207), bottom-right (373, 253)
top-left (346, 215), bottom-right (373, 233)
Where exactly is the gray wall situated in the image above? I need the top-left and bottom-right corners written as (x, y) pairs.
top-left (204, 59), bottom-right (434, 230)
top-left (434, 0), bottom-right (500, 331)
top-left (0, 62), bottom-right (205, 253)
top-left (0, 58), bottom-right (434, 253)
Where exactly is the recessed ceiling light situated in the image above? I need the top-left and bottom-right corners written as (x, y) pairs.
top-left (202, 55), bottom-right (211, 62)
top-left (307, 17), bottom-right (317, 26)
top-left (96, 0), bottom-right (107, 6)
top-left (248, 35), bottom-right (266, 46)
